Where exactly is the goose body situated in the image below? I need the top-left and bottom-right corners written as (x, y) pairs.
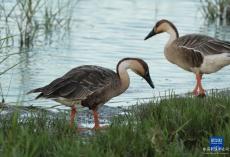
top-left (145, 19), bottom-right (230, 96)
top-left (28, 58), bottom-right (154, 129)
top-left (31, 65), bottom-right (122, 109)
top-left (165, 34), bottom-right (230, 74)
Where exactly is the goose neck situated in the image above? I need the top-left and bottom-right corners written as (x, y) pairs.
top-left (117, 61), bottom-right (130, 92)
top-left (166, 26), bottom-right (179, 47)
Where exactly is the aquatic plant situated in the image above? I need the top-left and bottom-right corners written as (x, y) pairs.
top-left (0, 35), bottom-right (23, 105)
top-left (201, 0), bottom-right (230, 24)
top-left (0, 0), bottom-right (78, 48)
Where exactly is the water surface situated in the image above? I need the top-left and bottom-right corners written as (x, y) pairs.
top-left (1, 0), bottom-right (230, 109)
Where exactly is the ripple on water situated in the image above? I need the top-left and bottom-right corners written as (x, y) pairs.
top-left (0, 0), bottom-right (230, 108)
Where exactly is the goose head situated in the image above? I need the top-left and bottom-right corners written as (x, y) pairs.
top-left (117, 58), bottom-right (154, 88)
top-left (144, 19), bottom-right (179, 40)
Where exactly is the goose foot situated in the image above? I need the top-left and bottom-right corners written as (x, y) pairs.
top-left (197, 92), bottom-right (206, 97)
top-left (193, 89), bottom-right (198, 96)
top-left (196, 88), bottom-right (206, 97)
top-left (193, 90), bottom-right (206, 97)
top-left (91, 110), bottom-right (109, 130)
top-left (194, 74), bottom-right (206, 97)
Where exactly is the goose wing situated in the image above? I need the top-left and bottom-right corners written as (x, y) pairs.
top-left (176, 34), bottom-right (230, 56)
top-left (32, 65), bottom-right (118, 100)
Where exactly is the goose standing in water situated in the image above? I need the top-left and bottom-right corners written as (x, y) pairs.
top-left (144, 19), bottom-right (230, 96)
top-left (28, 58), bottom-right (154, 129)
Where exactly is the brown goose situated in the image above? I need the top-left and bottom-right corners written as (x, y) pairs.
top-left (28, 58), bottom-right (154, 129)
top-left (144, 19), bottom-right (230, 96)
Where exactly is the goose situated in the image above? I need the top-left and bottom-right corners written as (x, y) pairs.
top-left (27, 58), bottom-right (154, 129)
top-left (144, 19), bottom-right (230, 96)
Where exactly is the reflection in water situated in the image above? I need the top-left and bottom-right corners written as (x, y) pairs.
top-left (0, 0), bottom-right (230, 108)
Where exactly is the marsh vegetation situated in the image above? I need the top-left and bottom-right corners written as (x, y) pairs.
top-left (0, 1), bottom-right (230, 156)
top-left (0, 0), bottom-right (77, 47)
top-left (0, 91), bottom-right (229, 157)
top-left (201, 0), bottom-right (230, 24)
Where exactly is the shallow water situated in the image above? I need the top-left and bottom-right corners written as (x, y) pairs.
top-left (1, 0), bottom-right (230, 110)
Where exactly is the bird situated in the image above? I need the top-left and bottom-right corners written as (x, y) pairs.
top-left (27, 58), bottom-right (154, 129)
top-left (144, 19), bottom-right (230, 96)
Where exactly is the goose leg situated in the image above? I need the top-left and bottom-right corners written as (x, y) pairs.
top-left (193, 79), bottom-right (199, 95)
top-left (70, 105), bottom-right (77, 128)
top-left (196, 74), bottom-right (206, 97)
top-left (92, 110), bottom-right (100, 130)
top-left (70, 105), bottom-right (86, 131)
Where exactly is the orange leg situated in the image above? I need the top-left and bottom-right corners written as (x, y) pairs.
top-left (93, 110), bottom-right (100, 130)
top-left (70, 105), bottom-right (85, 131)
top-left (70, 105), bottom-right (77, 128)
top-left (193, 80), bottom-right (199, 95)
top-left (195, 74), bottom-right (206, 97)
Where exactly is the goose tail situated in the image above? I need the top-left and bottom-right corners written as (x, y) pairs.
top-left (27, 88), bottom-right (42, 94)
top-left (27, 88), bottom-right (44, 99)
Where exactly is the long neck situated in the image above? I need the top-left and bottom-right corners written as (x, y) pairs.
top-left (165, 24), bottom-right (179, 47)
top-left (116, 60), bottom-right (131, 92)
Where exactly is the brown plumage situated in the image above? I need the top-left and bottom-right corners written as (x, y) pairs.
top-left (28, 58), bottom-right (154, 129)
top-left (145, 19), bottom-right (230, 96)
top-left (28, 65), bottom-right (119, 110)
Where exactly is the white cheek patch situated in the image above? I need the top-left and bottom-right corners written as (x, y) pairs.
top-left (200, 53), bottom-right (230, 74)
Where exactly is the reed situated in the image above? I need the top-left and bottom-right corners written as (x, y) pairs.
top-left (0, 0), bottom-right (77, 48)
top-left (0, 36), bottom-right (22, 76)
top-left (201, 0), bottom-right (230, 24)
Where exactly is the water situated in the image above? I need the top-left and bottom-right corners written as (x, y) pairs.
top-left (1, 0), bottom-right (230, 110)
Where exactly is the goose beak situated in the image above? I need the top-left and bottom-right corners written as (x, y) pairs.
top-left (144, 73), bottom-right (155, 89)
top-left (144, 29), bottom-right (156, 40)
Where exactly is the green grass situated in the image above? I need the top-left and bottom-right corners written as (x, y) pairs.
top-left (0, 92), bottom-right (230, 157)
